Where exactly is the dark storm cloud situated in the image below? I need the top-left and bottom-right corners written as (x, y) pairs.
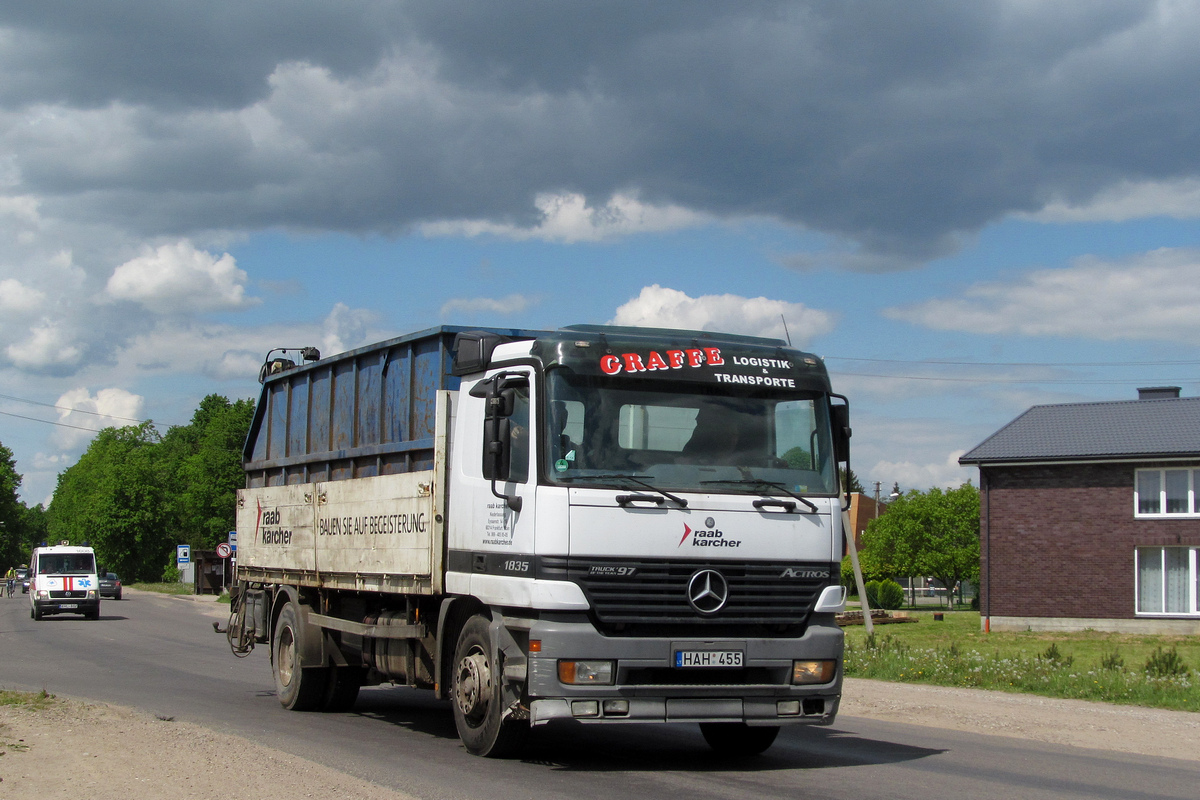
top-left (0, 0), bottom-right (403, 109)
top-left (3, 0), bottom-right (1198, 262)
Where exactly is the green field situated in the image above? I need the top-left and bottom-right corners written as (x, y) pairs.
top-left (843, 611), bottom-right (1200, 712)
top-left (129, 581), bottom-right (195, 596)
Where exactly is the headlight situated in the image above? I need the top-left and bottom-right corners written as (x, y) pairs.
top-left (86, 590), bottom-right (97, 599)
top-left (557, 660), bottom-right (615, 685)
top-left (792, 660), bottom-right (836, 684)
top-left (36, 590), bottom-right (49, 600)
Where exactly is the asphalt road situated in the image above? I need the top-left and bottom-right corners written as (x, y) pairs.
top-left (1, 589), bottom-right (1197, 800)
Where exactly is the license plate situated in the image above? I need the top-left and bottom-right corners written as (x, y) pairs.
top-left (60, 603), bottom-right (78, 609)
top-left (675, 650), bottom-right (744, 668)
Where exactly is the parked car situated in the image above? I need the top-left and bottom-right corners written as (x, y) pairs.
top-left (98, 572), bottom-right (122, 600)
top-left (16, 566), bottom-right (29, 594)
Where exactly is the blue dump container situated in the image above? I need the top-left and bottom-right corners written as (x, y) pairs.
top-left (243, 325), bottom-right (542, 488)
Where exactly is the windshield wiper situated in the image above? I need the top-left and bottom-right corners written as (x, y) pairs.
top-left (586, 474), bottom-right (689, 508)
top-left (699, 479), bottom-right (819, 513)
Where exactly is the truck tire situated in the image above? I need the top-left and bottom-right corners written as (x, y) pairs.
top-left (31, 604), bottom-right (41, 621)
top-left (699, 722), bottom-right (779, 756)
top-left (321, 666), bottom-right (363, 712)
top-left (273, 601), bottom-right (327, 711)
top-left (451, 615), bottom-right (528, 757)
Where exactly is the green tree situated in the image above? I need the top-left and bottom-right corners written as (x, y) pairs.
top-left (169, 395), bottom-right (254, 550)
top-left (860, 483), bottom-right (981, 604)
top-left (48, 422), bottom-right (168, 581)
top-left (46, 394), bottom-right (254, 580)
top-left (0, 441), bottom-right (26, 568)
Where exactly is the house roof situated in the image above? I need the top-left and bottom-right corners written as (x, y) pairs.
top-left (959, 396), bottom-right (1200, 465)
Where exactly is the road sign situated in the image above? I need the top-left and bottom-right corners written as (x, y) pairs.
top-left (228, 531), bottom-right (237, 553)
top-left (177, 544), bottom-right (191, 564)
top-left (216, 543), bottom-right (232, 558)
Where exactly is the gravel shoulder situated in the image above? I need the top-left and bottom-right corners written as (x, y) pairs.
top-left (2, 679), bottom-right (1196, 800)
top-left (841, 677), bottom-right (1200, 761)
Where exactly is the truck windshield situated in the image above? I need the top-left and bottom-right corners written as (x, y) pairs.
top-left (543, 370), bottom-right (838, 495)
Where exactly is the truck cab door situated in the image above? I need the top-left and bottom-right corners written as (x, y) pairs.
top-left (447, 371), bottom-right (538, 593)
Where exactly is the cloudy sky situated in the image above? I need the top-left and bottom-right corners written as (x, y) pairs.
top-left (4, 1), bottom-right (1200, 505)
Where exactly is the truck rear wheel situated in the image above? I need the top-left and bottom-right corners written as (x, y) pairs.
top-left (451, 615), bottom-right (528, 757)
top-left (699, 722), bottom-right (779, 756)
top-left (273, 601), bottom-right (327, 711)
top-left (322, 666), bottom-right (363, 712)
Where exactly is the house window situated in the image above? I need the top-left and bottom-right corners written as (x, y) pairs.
top-left (1135, 547), bottom-right (1199, 616)
top-left (1134, 468), bottom-right (1198, 517)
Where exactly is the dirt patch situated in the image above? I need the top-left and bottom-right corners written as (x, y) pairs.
top-left (0, 697), bottom-right (418, 800)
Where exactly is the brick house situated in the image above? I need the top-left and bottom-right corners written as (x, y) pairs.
top-left (846, 491), bottom-right (891, 550)
top-left (959, 387), bottom-right (1200, 633)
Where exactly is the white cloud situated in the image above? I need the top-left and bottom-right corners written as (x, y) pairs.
top-left (0, 278), bottom-right (46, 312)
top-left (610, 285), bottom-right (835, 345)
top-left (439, 294), bottom-right (535, 318)
top-left (887, 247), bottom-right (1200, 342)
top-left (1027, 178), bottom-right (1200, 223)
top-left (105, 240), bottom-right (259, 313)
top-left (421, 192), bottom-right (710, 244)
top-left (321, 302), bottom-right (380, 357)
top-left (50, 386), bottom-right (145, 451)
top-left (78, 303), bottom-right (386, 385)
top-left (869, 451), bottom-right (974, 493)
top-left (5, 321), bottom-right (82, 370)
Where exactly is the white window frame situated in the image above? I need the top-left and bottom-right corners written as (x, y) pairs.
top-left (1134, 467), bottom-right (1199, 517)
top-left (1135, 547), bottom-right (1200, 617)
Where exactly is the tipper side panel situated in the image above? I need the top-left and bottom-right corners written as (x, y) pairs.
top-left (244, 328), bottom-right (463, 488)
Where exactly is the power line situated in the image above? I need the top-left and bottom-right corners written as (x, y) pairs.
top-left (0, 393), bottom-right (148, 424)
top-left (0, 409), bottom-right (103, 433)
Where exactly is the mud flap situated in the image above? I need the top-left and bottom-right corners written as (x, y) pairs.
top-left (489, 616), bottom-right (529, 721)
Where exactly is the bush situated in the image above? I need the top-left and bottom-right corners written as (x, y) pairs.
top-left (161, 563), bottom-right (181, 583)
top-left (1101, 649), bottom-right (1125, 671)
top-left (864, 578), bottom-right (904, 610)
top-left (1145, 646), bottom-right (1190, 678)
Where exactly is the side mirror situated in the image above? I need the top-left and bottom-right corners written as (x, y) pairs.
top-left (482, 415), bottom-right (514, 481)
top-left (830, 403), bottom-right (851, 464)
top-left (478, 374), bottom-right (527, 512)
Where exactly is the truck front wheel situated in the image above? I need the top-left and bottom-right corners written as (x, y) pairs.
top-left (699, 722), bottom-right (780, 756)
top-left (451, 615), bottom-right (528, 757)
top-left (273, 601), bottom-right (327, 711)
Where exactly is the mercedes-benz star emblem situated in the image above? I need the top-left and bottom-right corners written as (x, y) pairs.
top-left (687, 569), bottom-right (729, 615)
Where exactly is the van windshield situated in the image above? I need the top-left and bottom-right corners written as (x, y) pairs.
top-left (543, 369), bottom-right (838, 495)
top-left (37, 554), bottom-right (96, 575)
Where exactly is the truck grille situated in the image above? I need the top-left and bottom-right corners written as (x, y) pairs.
top-left (540, 557), bottom-right (832, 628)
top-left (50, 590), bottom-right (87, 599)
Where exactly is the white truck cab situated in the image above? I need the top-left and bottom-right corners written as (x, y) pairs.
top-left (29, 543), bottom-right (101, 621)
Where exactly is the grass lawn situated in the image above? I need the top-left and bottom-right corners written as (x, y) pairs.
top-left (0, 688), bottom-right (56, 710)
top-left (843, 610), bottom-right (1200, 712)
top-left (129, 581), bottom-right (195, 596)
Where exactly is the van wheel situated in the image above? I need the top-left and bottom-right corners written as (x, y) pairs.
top-left (451, 615), bottom-right (528, 757)
top-left (699, 723), bottom-right (779, 755)
top-left (272, 601), bottom-right (326, 711)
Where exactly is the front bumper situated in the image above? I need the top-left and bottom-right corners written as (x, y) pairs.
top-left (35, 599), bottom-right (100, 615)
top-left (523, 615), bottom-right (843, 727)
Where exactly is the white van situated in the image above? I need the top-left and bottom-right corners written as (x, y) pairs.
top-left (29, 543), bottom-right (100, 621)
